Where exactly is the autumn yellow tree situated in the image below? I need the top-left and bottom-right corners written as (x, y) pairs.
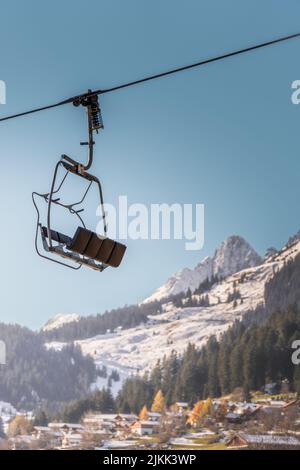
top-left (151, 390), bottom-right (166, 413)
top-left (139, 405), bottom-right (149, 420)
top-left (7, 416), bottom-right (33, 437)
top-left (201, 397), bottom-right (213, 418)
top-left (186, 400), bottom-right (203, 427)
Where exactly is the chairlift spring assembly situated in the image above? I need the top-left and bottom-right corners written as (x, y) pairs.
top-left (32, 93), bottom-right (126, 271)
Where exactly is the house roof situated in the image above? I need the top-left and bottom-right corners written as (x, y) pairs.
top-left (83, 414), bottom-right (117, 421)
top-left (48, 422), bottom-right (83, 429)
top-left (33, 426), bottom-right (50, 432)
top-left (266, 400), bottom-right (287, 407)
top-left (132, 420), bottom-right (159, 428)
top-left (63, 433), bottom-right (83, 441)
top-left (226, 413), bottom-right (242, 420)
top-left (116, 414), bottom-right (138, 420)
top-left (283, 399), bottom-right (300, 408)
top-left (244, 434), bottom-right (299, 445)
top-left (229, 433), bottom-right (300, 447)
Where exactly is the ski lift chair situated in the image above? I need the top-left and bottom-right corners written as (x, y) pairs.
top-left (32, 94), bottom-right (126, 271)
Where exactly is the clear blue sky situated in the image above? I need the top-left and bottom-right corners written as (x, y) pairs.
top-left (1, 0), bottom-right (300, 329)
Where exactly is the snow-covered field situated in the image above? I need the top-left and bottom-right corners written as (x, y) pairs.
top-left (46, 239), bottom-right (300, 395)
top-left (99, 439), bottom-right (139, 449)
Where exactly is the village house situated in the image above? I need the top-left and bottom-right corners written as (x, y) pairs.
top-left (282, 399), bottom-right (300, 412)
top-left (81, 413), bottom-right (140, 440)
top-left (115, 413), bottom-right (138, 426)
top-left (225, 412), bottom-right (243, 424)
top-left (83, 414), bottom-right (117, 433)
top-left (253, 399), bottom-right (300, 423)
top-left (174, 402), bottom-right (189, 414)
top-left (32, 426), bottom-right (62, 446)
top-left (9, 435), bottom-right (37, 450)
top-left (82, 413), bottom-right (137, 434)
top-left (48, 422), bottom-right (84, 434)
top-left (147, 412), bottom-right (161, 422)
top-left (226, 432), bottom-right (300, 450)
top-left (131, 420), bottom-right (160, 436)
top-left (61, 433), bottom-right (83, 449)
top-left (225, 402), bottom-right (261, 424)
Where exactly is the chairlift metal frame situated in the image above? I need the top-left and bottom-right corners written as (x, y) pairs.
top-left (32, 93), bottom-right (126, 271)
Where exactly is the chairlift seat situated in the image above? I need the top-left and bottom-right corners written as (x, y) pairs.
top-left (42, 226), bottom-right (126, 268)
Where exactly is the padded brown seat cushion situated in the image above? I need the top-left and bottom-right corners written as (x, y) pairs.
top-left (42, 226), bottom-right (126, 268)
top-left (69, 227), bottom-right (126, 267)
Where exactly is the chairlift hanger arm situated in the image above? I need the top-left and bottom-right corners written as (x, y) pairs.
top-left (0, 31), bottom-right (299, 123)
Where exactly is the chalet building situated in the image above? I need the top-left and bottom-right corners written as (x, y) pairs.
top-left (282, 399), bottom-right (300, 411)
top-left (147, 412), bottom-right (161, 422)
top-left (226, 433), bottom-right (300, 450)
top-left (61, 433), bottom-right (83, 449)
top-left (115, 414), bottom-right (138, 426)
top-left (174, 402), bottom-right (189, 414)
top-left (225, 412), bottom-right (243, 424)
top-left (48, 422), bottom-right (84, 433)
top-left (32, 426), bottom-right (52, 437)
top-left (131, 420), bottom-right (160, 436)
top-left (32, 426), bottom-right (61, 445)
top-left (9, 435), bottom-right (36, 450)
top-left (83, 413), bottom-right (138, 433)
top-left (225, 403), bottom-right (261, 423)
top-left (254, 399), bottom-right (300, 422)
top-left (83, 414), bottom-right (117, 432)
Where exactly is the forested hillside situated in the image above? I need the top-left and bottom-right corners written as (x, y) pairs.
top-left (114, 308), bottom-right (300, 412)
top-left (265, 251), bottom-right (300, 314)
top-left (57, 306), bottom-right (300, 419)
top-left (0, 323), bottom-right (95, 410)
top-left (42, 302), bottom-right (162, 342)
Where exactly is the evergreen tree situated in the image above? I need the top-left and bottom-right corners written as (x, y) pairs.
top-left (33, 410), bottom-right (48, 427)
top-left (94, 388), bottom-right (115, 413)
top-left (174, 344), bottom-right (202, 403)
top-left (230, 343), bottom-right (244, 390)
top-left (207, 338), bottom-right (220, 397)
top-left (243, 383), bottom-right (251, 402)
top-left (218, 341), bottom-right (231, 395)
top-left (150, 360), bottom-right (163, 392)
top-left (161, 351), bottom-right (179, 405)
top-left (116, 378), bottom-right (153, 414)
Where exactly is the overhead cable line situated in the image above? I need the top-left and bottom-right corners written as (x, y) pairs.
top-left (1, 31), bottom-right (300, 123)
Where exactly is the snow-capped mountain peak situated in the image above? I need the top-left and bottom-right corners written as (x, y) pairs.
top-left (143, 235), bottom-right (262, 303)
top-left (208, 235), bottom-right (262, 278)
top-left (42, 313), bottom-right (81, 332)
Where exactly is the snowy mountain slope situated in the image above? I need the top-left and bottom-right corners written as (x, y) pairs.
top-left (42, 313), bottom-right (81, 332)
top-left (46, 238), bottom-right (300, 395)
top-left (143, 235), bottom-right (262, 303)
